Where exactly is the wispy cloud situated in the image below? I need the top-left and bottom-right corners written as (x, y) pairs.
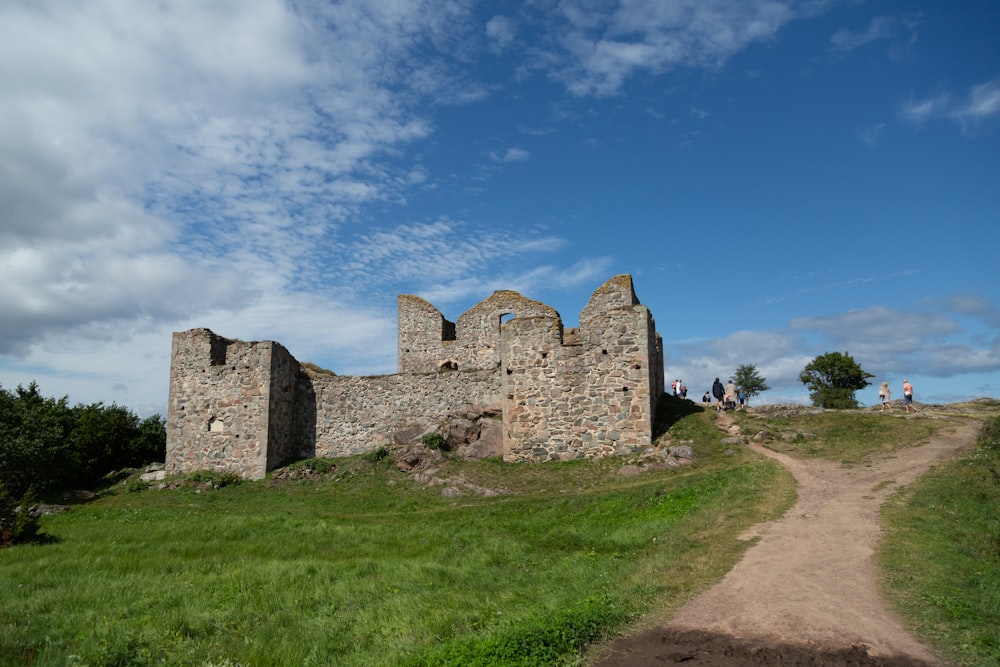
top-left (829, 13), bottom-right (922, 61)
top-left (531, 0), bottom-right (798, 97)
top-left (486, 15), bottom-right (517, 54)
top-left (489, 147), bottom-right (531, 163)
top-left (858, 122), bottom-right (885, 146)
top-left (899, 78), bottom-right (1000, 135)
top-left (830, 15), bottom-right (898, 51)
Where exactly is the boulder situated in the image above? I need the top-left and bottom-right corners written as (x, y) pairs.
top-left (457, 420), bottom-right (503, 461)
top-left (667, 445), bottom-right (695, 460)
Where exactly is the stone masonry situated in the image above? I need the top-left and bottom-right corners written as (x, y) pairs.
top-left (166, 274), bottom-right (665, 479)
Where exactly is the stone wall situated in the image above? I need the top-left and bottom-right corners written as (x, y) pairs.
top-left (166, 274), bottom-right (665, 479)
top-left (166, 329), bottom-right (291, 479)
top-left (501, 289), bottom-right (660, 462)
top-left (398, 290), bottom-right (559, 374)
top-left (299, 370), bottom-right (501, 458)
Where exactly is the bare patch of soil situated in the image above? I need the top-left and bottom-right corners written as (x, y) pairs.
top-left (590, 412), bottom-right (981, 666)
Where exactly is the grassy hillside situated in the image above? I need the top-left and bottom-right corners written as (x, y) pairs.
top-left (734, 398), bottom-right (1000, 666)
top-left (0, 398), bottom-right (793, 666)
top-left (879, 405), bottom-right (1000, 666)
top-left (2, 398), bottom-right (997, 666)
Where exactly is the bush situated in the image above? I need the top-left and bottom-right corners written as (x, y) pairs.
top-left (0, 483), bottom-right (41, 548)
top-left (186, 471), bottom-right (242, 488)
top-left (290, 457), bottom-right (339, 473)
top-left (124, 478), bottom-right (151, 494)
top-left (421, 433), bottom-right (448, 451)
top-left (362, 447), bottom-right (390, 463)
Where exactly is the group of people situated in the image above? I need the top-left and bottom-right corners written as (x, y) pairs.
top-left (698, 377), bottom-right (747, 411)
top-left (673, 377), bottom-right (746, 411)
top-left (878, 378), bottom-right (918, 414)
top-left (670, 379), bottom-right (688, 399)
top-left (673, 375), bottom-right (918, 413)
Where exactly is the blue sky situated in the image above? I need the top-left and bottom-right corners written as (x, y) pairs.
top-left (1, 0), bottom-right (998, 416)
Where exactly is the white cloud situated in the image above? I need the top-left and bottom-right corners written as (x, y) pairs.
top-left (951, 78), bottom-right (1000, 132)
top-left (486, 15), bottom-right (517, 53)
top-left (899, 93), bottom-right (949, 125)
top-left (539, 0), bottom-right (798, 97)
top-left (933, 294), bottom-right (1000, 327)
top-left (830, 15), bottom-right (898, 52)
top-left (489, 147), bottom-right (531, 162)
top-left (663, 295), bottom-right (1000, 407)
top-left (899, 78), bottom-right (1000, 134)
top-left (0, 0), bottom-right (480, 361)
top-left (858, 122), bottom-right (885, 146)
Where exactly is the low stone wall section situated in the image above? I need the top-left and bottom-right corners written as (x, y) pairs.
top-left (301, 369), bottom-right (502, 458)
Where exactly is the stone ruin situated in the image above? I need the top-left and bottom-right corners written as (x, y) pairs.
top-left (165, 274), bottom-right (665, 479)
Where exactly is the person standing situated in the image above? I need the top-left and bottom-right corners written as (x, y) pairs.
top-left (879, 381), bottom-right (892, 412)
top-left (902, 379), bottom-right (917, 413)
top-left (725, 379), bottom-right (737, 409)
top-left (712, 377), bottom-right (725, 411)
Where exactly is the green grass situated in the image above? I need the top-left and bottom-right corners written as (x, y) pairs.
top-left (0, 406), bottom-right (795, 667)
top-left (879, 412), bottom-right (1000, 666)
top-left (6, 399), bottom-right (997, 666)
top-left (735, 410), bottom-right (940, 463)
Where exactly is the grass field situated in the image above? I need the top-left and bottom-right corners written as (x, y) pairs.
top-left (1, 399), bottom-right (796, 666)
top-left (878, 408), bottom-right (1000, 666)
top-left (736, 399), bottom-right (1000, 665)
top-left (2, 398), bottom-right (998, 666)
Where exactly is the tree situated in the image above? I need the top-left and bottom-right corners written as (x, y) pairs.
top-left (0, 382), bottom-right (167, 496)
top-left (67, 402), bottom-right (142, 487)
top-left (733, 364), bottom-right (769, 406)
top-left (798, 352), bottom-right (874, 409)
top-left (0, 383), bottom-right (73, 497)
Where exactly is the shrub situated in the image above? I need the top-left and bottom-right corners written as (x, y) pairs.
top-left (421, 433), bottom-right (448, 451)
top-left (186, 471), bottom-right (242, 488)
top-left (0, 483), bottom-right (41, 548)
top-left (361, 447), bottom-right (390, 463)
top-left (124, 478), bottom-right (151, 494)
top-left (290, 458), bottom-right (339, 474)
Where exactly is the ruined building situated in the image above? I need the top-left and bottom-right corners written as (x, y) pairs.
top-left (166, 274), bottom-right (665, 479)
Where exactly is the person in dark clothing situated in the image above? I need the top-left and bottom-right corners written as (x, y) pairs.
top-left (712, 377), bottom-right (725, 411)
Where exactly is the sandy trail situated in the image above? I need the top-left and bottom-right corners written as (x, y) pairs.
top-left (592, 413), bottom-right (981, 666)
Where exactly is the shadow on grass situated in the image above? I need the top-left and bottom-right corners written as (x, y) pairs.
top-left (653, 394), bottom-right (705, 441)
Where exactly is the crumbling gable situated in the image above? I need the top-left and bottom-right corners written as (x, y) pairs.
top-left (398, 290), bottom-right (559, 374)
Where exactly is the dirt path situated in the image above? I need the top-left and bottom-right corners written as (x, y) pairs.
top-left (591, 413), bottom-right (981, 666)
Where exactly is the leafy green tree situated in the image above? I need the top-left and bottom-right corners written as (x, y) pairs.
top-left (733, 364), bottom-right (769, 406)
top-left (0, 382), bottom-right (167, 496)
top-left (0, 383), bottom-right (73, 497)
top-left (798, 352), bottom-right (874, 409)
top-left (67, 403), bottom-right (142, 486)
top-left (131, 415), bottom-right (167, 468)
